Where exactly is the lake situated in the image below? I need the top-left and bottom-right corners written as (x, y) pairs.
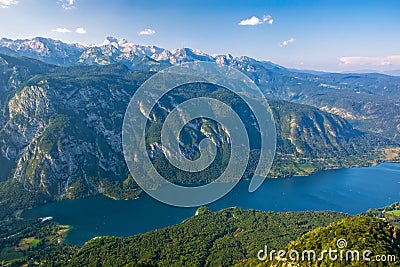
top-left (22, 162), bottom-right (400, 246)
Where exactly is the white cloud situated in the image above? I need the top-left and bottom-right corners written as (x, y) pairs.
top-left (280, 37), bottom-right (296, 47)
top-left (58, 0), bottom-right (75, 10)
top-left (138, 28), bottom-right (156, 35)
top-left (52, 27), bottom-right (86, 34)
top-left (0, 0), bottom-right (18, 8)
top-left (75, 27), bottom-right (87, 34)
top-left (52, 27), bottom-right (72, 33)
top-left (238, 15), bottom-right (274, 26)
top-left (340, 55), bottom-right (400, 67)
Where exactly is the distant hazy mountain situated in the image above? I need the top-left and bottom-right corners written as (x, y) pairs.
top-left (384, 69), bottom-right (400, 76)
top-left (341, 69), bottom-right (400, 76)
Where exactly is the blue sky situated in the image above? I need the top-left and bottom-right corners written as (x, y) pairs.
top-left (0, 0), bottom-right (399, 72)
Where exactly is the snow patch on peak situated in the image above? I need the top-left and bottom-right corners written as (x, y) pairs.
top-left (0, 36), bottom-right (285, 71)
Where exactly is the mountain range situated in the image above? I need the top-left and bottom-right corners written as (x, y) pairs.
top-left (0, 37), bottom-right (399, 219)
top-left (1, 36), bottom-right (399, 142)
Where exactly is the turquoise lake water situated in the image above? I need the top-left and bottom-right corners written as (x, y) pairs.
top-left (22, 162), bottom-right (400, 246)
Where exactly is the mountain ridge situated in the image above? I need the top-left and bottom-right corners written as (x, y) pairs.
top-left (2, 36), bottom-right (400, 77)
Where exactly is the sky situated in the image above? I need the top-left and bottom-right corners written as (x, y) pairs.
top-left (0, 0), bottom-right (399, 72)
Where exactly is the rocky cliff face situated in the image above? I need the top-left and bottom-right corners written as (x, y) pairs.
top-left (0, 56), bottom-right (145, 197)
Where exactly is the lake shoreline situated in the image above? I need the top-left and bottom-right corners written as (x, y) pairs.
top-left (22, 162), bottom-right (400, 246)
top-left (101, 159), bottom-right (400, 202)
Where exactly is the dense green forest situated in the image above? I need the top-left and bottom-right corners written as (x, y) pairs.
top-left (0, 207), bottom-right (349, 266)
top-left (0, 204), bottom-right (399, 266)
top-left (253, 216), bottom-right (400, 267)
